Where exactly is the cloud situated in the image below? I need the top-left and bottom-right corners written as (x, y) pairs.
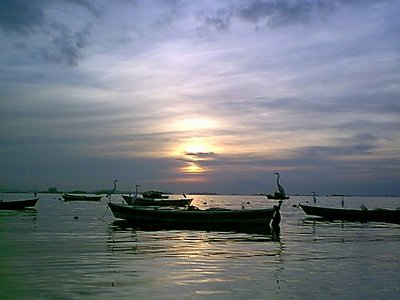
top-left (1, 1), bottom-right (399, 194)
top-left (202, 8), bottom-right (233, 31)
top-left (195, 0), bottom-right (381, 32)
top-left (39, 24), bottom-right (91, 66)
top-left (237, 0), bottom-right (336, 26)
top-left (184, 151), bottom-right (217, 158)
top-left (0, 1), bottom-right (46, 34)
top-left (0, 0), bottom-right (96, 66)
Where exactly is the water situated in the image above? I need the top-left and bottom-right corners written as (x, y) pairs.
top-left (1, 194), bottom-right (399, 299)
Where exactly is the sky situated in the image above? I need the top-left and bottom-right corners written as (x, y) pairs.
top-left (1, 0), bottom-right (399, 195)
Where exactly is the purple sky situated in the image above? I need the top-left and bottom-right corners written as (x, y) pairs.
top-left (1, 0), bottom-right (399, 195)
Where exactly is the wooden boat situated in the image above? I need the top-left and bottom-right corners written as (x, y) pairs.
top-left (108, 201), bottom-right (282, 232)
top-left (61, 193), bottom-right (102, 202)
top-left (0, 197), bottom-right (39, 210)
top-left (299, 204), bottom-right (400, 224)
top-left (121, 194), bottom-right (193, 207)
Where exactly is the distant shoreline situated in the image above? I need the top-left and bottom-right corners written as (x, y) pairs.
top-left (0, 189), bottom-right (398, 197)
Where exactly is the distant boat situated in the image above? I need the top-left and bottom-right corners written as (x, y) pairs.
top-left (61, 193), bottom-right (102, 202)
top-left (121, 194), bottom-right (193, 207)
top-left (0, 196), bottom-right (39, 210)
top-left (122, 185), bottom-right (192, 207)
top-left (299, 204), bottom-right (400, 224)
top-left (108, 201), bottom-right (282, 233)
top-left (141, 190), bottom-right (169, 199)
top-left (267, 173), bottom-right (290, 200)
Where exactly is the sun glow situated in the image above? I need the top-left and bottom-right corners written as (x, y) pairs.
top-left (182, 162), bottom-right (205, 173)
top-left (185, 144), bottom-right (209, 154)
top-left (166, 117), bottom-right (224, 175)
top-left (172, 118), bottom-right (217, 132)
top-left (172, 138), bottom-right (221, 175)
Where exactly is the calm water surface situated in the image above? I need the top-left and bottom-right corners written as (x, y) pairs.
top-left (1, 194), bottom-right (399, 299)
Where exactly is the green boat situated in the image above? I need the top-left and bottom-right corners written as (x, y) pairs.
top-left (108, 201), bottom-right (282, 233)
top-left (299, 203), bottom-right (400, 224)
top-left (62, 193), bottom-right (102, 201)
top-left (0, 197), bottom-right (39, 210)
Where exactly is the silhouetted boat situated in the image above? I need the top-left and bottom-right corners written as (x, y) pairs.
top-left (108, 201), bottom-right (282, 233)
top-left (266, 191), bottom-right (290, 200)
top-left (121, 194), bottom-right (193, 207)
top-left (141, 190), bottom-right (169, 199)
top-left (62, 193), bottom-right (102, 201)
top-left (299, 204), bottom-right (400, 224)
top-left (122, 185), bottom-right (192, 206)
top-left (0, 197), bottom-right (39, 210)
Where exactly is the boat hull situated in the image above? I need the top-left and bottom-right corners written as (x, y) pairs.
top-left (300, 204), bottom-right (400, 224)
top-left (0, 198), bottom-right (39, 210)
top-left (108, 202), bottom-right (281, 233)
top-left (267, 194), bottom-right (290, 200)
top-left (267, 191), bottom-right (289, 200)
top-left (62, 193), bottom-right (102, 201)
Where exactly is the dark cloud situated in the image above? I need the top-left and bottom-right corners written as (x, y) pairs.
top-left (0, 0), bottom-right (46, 34)
top-left (67, 0), bottom-right (103, 16)
top-left (184, 151), bottom-right (217, 158)
top-left (203, 8), bottom-right (233, 31)
top-left (0, 0), bottom-right (96, 66)
top-left (237, 0), bottom-right (336, 26)
top-left (39, 24), bottom-right (91, 66)
top-left (293, 133), bottom-right (380, 161)
top-left (197, 0), bottom-right (380, 32)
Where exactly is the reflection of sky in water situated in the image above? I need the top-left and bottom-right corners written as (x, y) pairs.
top-left (1, 194), bottom-right (400, 299)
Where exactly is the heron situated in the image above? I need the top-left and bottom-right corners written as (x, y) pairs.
top-left (106, 179), bottom-right (118, 198)
top-left (133, 184), bottom-right (141, 199)
top-left (274, 172), bottom-right (286, 197)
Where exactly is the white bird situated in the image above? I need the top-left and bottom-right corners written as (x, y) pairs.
top-left (134, 184), bottom-right (141, 199)
top-left (106, 179), bottom-right (118, 198)
top-left (274, 172), bottom-right (286, 197)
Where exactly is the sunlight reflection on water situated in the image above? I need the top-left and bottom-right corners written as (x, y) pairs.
top-left (1, 194), bottom-right (399, 299)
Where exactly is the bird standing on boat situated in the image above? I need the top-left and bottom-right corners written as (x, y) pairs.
top-left (274, 172), bottom-right (287, 197)
top-left (312, 192), bottom-right (317, 204)
top-left (267, 172), bottom-right (289, 200)
top-left (134, 184), bottom-right (140, 197)
top-left (107, 180), bottom-right (118, 199)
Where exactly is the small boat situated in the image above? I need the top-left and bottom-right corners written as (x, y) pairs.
top-left (299, 203), bottom-right (400, 224)
top-left (108, 201), bottom-right (282, 233)
top-left (61, 193), bottom-right (102, 202)
top-left (267, 173), bottom-right (290, 200)
top-left (0, 197), bottom-right (39, 210)
top-left (121, 194), bottom-right (193, 207)
top-left (141, 190), bottom-right (169, 199)
top-left (122, 185), bottom-right (192, 207)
